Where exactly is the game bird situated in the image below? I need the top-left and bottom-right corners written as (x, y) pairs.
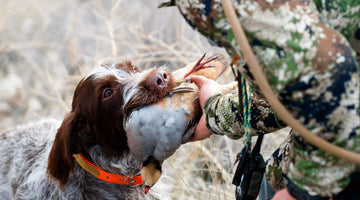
top-left (125, 53), bottom-right (237, 193)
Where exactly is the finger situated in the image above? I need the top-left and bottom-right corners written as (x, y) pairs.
top-left (190, 75), bottom-right (210, 88)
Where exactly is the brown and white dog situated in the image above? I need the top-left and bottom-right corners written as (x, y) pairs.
top-left (0, 55), bottom-right (232, 200)
top-left (0, 61), bottom-right (176, 200)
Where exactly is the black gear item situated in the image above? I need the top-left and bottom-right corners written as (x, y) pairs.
top-left (232, 131), bottom-right (266, 200)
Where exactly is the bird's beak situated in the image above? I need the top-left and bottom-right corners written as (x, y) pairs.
top-left (144, 185), bottom-right (151, 194)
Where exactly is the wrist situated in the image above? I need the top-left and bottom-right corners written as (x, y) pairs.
top-left (204, 94), bottom-right (222, 114)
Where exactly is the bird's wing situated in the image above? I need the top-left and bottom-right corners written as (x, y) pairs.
top-left (126, 104), bottom-right (188, 162)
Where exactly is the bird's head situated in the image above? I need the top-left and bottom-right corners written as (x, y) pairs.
top-left (141, 156), bottom-right (162, 194)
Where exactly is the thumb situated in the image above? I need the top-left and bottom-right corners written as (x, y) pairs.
top-left (190, 75), bottom-right (221, 107)
top-left (190, 75), bottom-right (211, 88)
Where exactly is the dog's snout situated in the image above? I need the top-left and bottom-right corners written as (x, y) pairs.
top-left (149, 71), bottom-right (169, 88)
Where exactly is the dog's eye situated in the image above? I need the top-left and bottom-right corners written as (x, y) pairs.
top-left (103, 88), bottom-right (113, 98)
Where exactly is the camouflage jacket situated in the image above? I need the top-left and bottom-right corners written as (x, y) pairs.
top-left (168, 0), bottom-right (360, 197)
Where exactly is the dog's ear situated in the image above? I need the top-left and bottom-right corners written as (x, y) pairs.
top-left (47, 112), bottom-right (83, 188)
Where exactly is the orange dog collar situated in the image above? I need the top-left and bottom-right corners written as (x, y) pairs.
top-left (73, 153), bottom-right (143, 186)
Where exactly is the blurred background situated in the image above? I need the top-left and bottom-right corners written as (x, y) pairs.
top-left (0, 0), bottom-right (288, 199)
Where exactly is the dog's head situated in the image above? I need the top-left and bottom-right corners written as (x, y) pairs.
top-left (47, 61), bottom-right (175, 187)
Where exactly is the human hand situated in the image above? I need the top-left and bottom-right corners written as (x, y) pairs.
top-left (271, 188), bottom-right (296, 200)
top-left (189, 75), bottom-right (223, 142)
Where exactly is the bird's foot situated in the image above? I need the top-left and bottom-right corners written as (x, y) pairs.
top-left (184, 53), bottom-right (218, 78)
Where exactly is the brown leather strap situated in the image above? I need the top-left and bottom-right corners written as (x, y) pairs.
top-left (220, 0), bottom-right (360, 164)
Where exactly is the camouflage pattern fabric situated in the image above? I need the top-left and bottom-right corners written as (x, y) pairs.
top-left (170, 0), bottom-right (360, 197)
top-left (204, 93), bottom-right (286, 139)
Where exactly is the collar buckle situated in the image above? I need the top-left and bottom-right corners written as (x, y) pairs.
top-left (129, 172), bottom-right (143, 187)
top-left (129, 176), bottom-right (136, 187)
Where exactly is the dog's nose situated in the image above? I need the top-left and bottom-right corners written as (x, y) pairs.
top-left (149, 70), bottom-right (169, 89)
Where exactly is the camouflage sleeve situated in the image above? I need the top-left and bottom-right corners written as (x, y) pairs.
top-left (313, 0), bottom-right (360, 41)
top-left (204, 93), bottom-right (286, 140)
top-left (175, 0), bottom-right (360, 197)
